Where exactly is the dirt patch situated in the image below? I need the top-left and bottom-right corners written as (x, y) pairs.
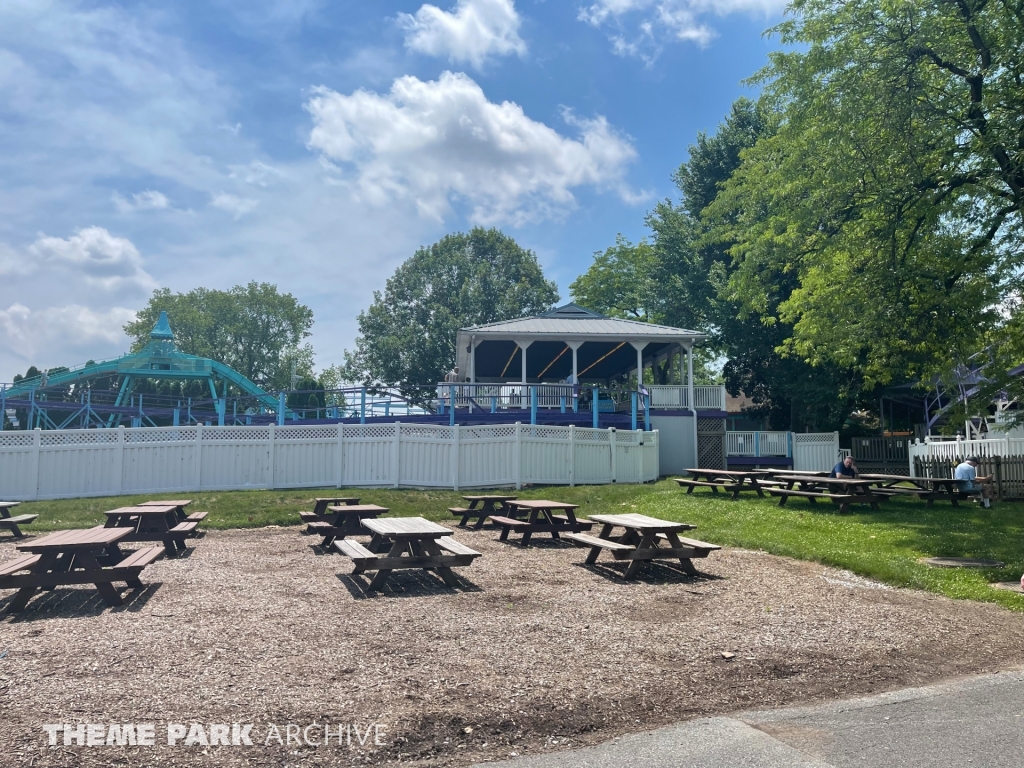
top-left (2, 525), bottom-right (1024, 767)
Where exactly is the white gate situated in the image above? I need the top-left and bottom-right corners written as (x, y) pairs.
top-left (792, 432), bottom-right (840, 472)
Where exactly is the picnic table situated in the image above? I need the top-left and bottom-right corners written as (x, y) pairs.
top-left (138, 499), bottom-right (207, 524)
top-left (0, 501), bottom-right (37, 539)
top-left (103, 505), bottom-right (197, 556)
top-left (489, 500), bottom-right (593, 546)
top-left (307, 504), bottom-right (389, 547)
top-left (448, 494), bottom-right (518, 529)
top-left (675, 469), bottom-right (776, 499)
top-left (859, 474), bottom-right (974, 506)
top-left (565, 513), bottom-right (721, 578)
top-left (767, 474), bottom-right (885, 513)
top-left (335, 517), bottom-right (481, 592)
top-left (0, 527), bottom-right (163, 612)
top-left (299, 497), bottom-right (362, 525)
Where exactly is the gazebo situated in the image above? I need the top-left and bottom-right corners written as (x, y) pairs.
top-left (455, 303), bottom-right (707, 398)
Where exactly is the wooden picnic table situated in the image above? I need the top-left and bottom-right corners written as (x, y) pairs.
top-left (299, 497), bottom-right (362, 525)
top-left (138, 499), bottom-right (207, 524)
top-left (0, 527), bottom-right (163, 612)
top-left (768, 474), bottom-right (885, 513)
top-left (308, 504), bottom-right (389, 547)
top-left (565, 513), bottom-right (721, 579)
top-left (0, 501), bottom-right (37, 539)
top-left (676, 468), bottom-right (775, 499)
top-left (449, 494), bottom-right (518, 529)
top-left (858, 474), bottom-right (973, 506)
top-left (489, 500), bottom-right (593, 546)
top-left (103, 505), bottom-right (197, 556)
top-left (335, 517), bottom-right (481, 592)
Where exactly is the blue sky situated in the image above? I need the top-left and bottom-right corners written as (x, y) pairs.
top-left (0, 0), bottom-right (786, 381)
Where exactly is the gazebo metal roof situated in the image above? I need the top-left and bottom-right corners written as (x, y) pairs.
top-left (455, 303), bottom-right (707, 384)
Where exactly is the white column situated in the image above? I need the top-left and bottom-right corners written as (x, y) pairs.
top-left (470, 336), bottom-right (478, 384)
top-left (516, 339), bottom-right (533, 383)
top-left (687, 343), bottom-right (695, 408)
top-left (567, 341), bottom-right (583, 383)
top-left (629, 341), bottom-right (648, 387)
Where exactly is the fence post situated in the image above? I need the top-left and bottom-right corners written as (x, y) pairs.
top-left (631, 392), bottom-right (637, 431)
top-left (592, 387), bottom-right (599, 429)
top-left (530, 386), bottom-right (537, 425)
top-left (452, 423), bottom-right (459, 491)
top-left (609, 427), bottom-right (617, 484)
top-left (361, 388), bottom-right (367, 425)
top-left (337, 423), bottom-right (345, 489)
top-left (569, 425), bottom-right (575, 487)
top-left (194, 423), bottom-right (203, 491)
top-left (266, 423), bottom-right (274, 490)
top-left (514, 422), bottom-right (522, 490)
top-left (30, 428), bottom-right (41, 501)
top-left (995, 455), bottom-right (1003, 502)
top-left (277, 392), bottom-right (286, 427)
top-left (394, 422), bottom-right (402, 489)
top-left (115, 425), bottom-right (125, 495)
top-left (450, 385), bottom-right (456, 427)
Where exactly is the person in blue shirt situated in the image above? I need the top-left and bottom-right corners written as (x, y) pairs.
top-left (830, 455), bottom-right (858, 478)
top-left (954, 456), bottom-right (992, 507)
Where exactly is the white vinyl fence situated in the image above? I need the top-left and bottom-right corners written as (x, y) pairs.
top-left (0, 423), bottom-right (659, 501)
top-left (908, 437), bottom-right (1024, 474)
top-left (792, 432), bottom-right (841, 473)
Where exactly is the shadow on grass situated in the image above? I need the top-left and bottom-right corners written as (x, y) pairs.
top-left (0, 582), bottom-right (162, 621)
top-left (335, 569), bottom-right (483, 599)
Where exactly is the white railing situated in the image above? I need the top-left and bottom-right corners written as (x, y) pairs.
top-left (647, 385), bottom-right (726, 411)
top-left (726, 431), bottom-right (790, 457)
top-left (0, 423), bottom-right (659, 501)
top-left (909, 436), bottom-right (1024, 474)
top-left (436, 383), bottom-right (575, 409)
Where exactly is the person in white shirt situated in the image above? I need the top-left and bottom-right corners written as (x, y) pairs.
top-left (444, 367), bottom-right (459, 383)
top-left (954, 456), bottom-right (993, 507)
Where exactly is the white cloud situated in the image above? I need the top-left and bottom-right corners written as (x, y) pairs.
top-left (28, 227), bottom-right (156, 293)
top-left (113, 189), bottom-right (170, 213)
top-left (0, 303), bottom-right (136, 372)
top-left (229, 160), bottom-right (284, 187)
top-left (210, 192), bottom-right (260, 218)
top-left (398, 0), bottom-right (526, 69)
top-left (579, 0), bottom-right (784, 59)
top-left (305, 71), bottom-right (639, 225)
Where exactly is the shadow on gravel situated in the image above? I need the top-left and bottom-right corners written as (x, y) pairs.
top-left (336, 569), bottom-right (484, 599)
top-left (0, 582), bottom-right (163, 621)
top-left (573, 559), bottom-right (725, 585)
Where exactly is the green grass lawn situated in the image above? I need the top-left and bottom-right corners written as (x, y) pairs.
top-left (10, 480), bottom-right (1024, 611)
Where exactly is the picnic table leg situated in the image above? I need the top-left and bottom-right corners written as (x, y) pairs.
top-left (472, 501), bottom-right (494, 530)
top-left (586, 523), bottom-right (615, 564)
top-left (751, 479), bottom-right (765, 498)
top-left (623, 532), bottom-right (657, 579)
top-left (365, 538), bottom-right (407, 592)
top-left (663, 531), bottom-right (698, 575)
top-left (419, 539), bottom-right (460, 587)
top-left (78, 551), bottom-right (125, 606)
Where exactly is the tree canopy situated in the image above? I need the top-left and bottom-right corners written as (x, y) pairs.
top-left (345, 228), bottom-right (559, 398)
top-left (124, 282), bottom-right (314, 390)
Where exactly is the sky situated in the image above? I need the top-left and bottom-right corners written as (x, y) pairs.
top-left (0, 0), bottom-right (787, 382)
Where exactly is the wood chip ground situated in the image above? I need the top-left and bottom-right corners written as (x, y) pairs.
top-left (2, 525), bottom-right (1023, 767)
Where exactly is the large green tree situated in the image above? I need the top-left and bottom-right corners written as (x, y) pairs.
top-left (712, 0), bottom-right (1021, 389)
top-left (125, 282), bottom-right (314, 390)
top-left (345, 228), bottom-right (559, 399)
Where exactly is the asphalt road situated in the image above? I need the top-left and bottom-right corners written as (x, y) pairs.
top-left (474, 669), bottom-right (1024, 768)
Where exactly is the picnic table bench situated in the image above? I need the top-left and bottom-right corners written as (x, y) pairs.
top-left (565, 513), bottom-right (720, 578)
top-left (676, 469), bottom-right (775, 499)
top-left (138, 499), bottom-right (207, 524)
top-left (767, 475), bottom-right (885, 513)
top-left (449, 494), bottom-right (519, 529)
top-left (335, 517), bottom-right (480, 592)
top-left (299, 497), bottom-right (361, 525)
top-left (0, 527), bottom-right (163, 612)
top-left (489, 500), bottom-right (592, 546)
top-left (102, 505), bottom-right (198, 556)
top-left (0, 501), bottom-right (37, 539)
top-left (858, 475), bottom-right (974, 506)
top-left (307, 504), bottom-right (388, 547)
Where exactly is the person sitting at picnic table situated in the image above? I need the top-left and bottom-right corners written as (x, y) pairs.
top-left (954, 456), bottom-right (993, 508)
top-left (830, 455), bottom-right (859, 478)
